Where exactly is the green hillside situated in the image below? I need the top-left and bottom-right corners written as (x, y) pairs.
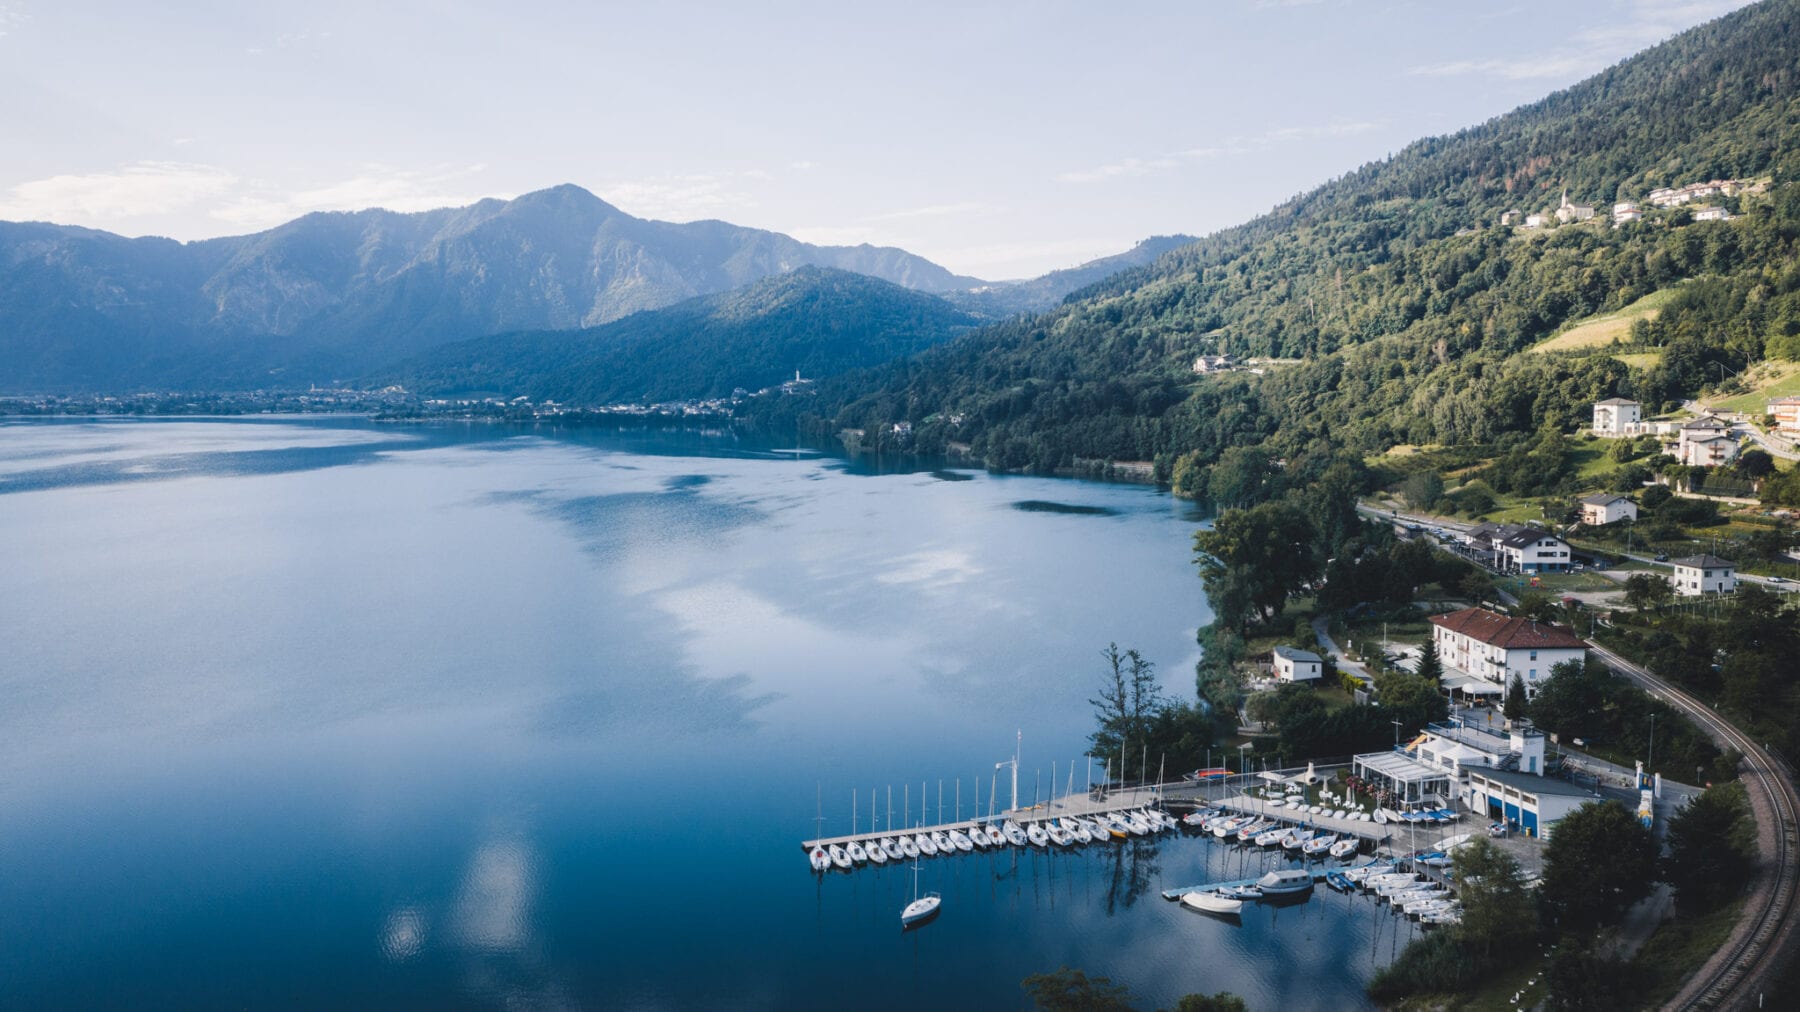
top-left (746, 0), bottom-right (1800, 475)
top-left (386, 266), bottom-right (979, 405)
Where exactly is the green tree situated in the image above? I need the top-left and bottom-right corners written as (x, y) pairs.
top-left (1664, 782), bottom-right (1756, 913)
top-left (1504, 673), bottom-right (1528, 720)
top-left (1415, 636), bottom-right (1444, 682)
top-left (1022, 968), bottom-right (1133, 1011)
top-left (1376, 670), bottom-right (1450, 730)
top-left (1452, 838), bottom-right (1537, 960)
top-left (1402, 469), bottom-right (1445, 510)
top-left (1623, 572), bottom-right (1674, 611)
top-left (1541, 802), bottom-right (1658, 930)
top-left (1194, 501), bottom-right (1321, 631)
top-left (1174, 993), bottom-right (1249, 1012)
top-left (1547, 942), bottom-right (1639, 1011)
top-left (1089, 644), bottom-right (1162, 766)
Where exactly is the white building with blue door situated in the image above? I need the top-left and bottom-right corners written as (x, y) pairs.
top-left (1467, 767), bottom-right (1598, 840)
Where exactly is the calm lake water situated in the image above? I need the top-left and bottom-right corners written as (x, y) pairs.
top-left (0, 417), bottom-right (1412, 1009)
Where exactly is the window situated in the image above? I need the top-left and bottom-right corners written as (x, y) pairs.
top-left (1529, 650), bottom-right (1537, 661)
top-left (1529, 669), bottom-right (1536, 679)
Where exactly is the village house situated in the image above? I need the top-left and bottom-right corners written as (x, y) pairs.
top-left (1523, 212), bottom-right (1548, 229)
top-left (1191, 354), bottom-right (1235, 374)
top-left (1692, 205), bottom-right (1732, 222)
top-left (1462, 522), bottom-right (1573, 573)
top-left (1613, 201), bottom-right (1643, 226)
top-left (1554, 190), bottom-right (1595, 223)
top-left (1428, 607), bottom-right (1588, 697)
top-left (1579, 493), bottom-right (1638, 526)
top-left (1271, 645), bottom-right (1323, 683)
top-left (1670, 554), bottom-right (1737, 596)
top-left (1500, 209), bottom-right (1522, 226)
top-left (1591, 397), bottom-right (1642, 436)
top-left (1675, 415), bottom-right (1740, 466)
top-left (1768, 395), bottom-right (1800, 436)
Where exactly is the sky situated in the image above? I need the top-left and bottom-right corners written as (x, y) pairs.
top-left (0, 0), bottom-right (1757, 280)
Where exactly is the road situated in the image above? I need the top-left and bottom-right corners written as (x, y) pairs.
top-left (1587, 641), bottom-right (1799, 1009)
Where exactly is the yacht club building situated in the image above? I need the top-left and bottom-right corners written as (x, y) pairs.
top-left (1467, 767), bottom-right (1597, 841)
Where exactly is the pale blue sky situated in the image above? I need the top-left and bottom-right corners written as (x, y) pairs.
top-left (0, 0), bottom-right (1753, 278)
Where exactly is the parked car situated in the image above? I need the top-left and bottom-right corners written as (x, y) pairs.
top-left (1654, 553), bottom-right (1669, 562)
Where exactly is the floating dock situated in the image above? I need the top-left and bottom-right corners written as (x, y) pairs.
top-left (1159, 858), bottom-right (1392, 900)
top-left (801, 785), bottom-right (1167, 851)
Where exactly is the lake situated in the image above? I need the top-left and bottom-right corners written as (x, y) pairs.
top-left (0, 417), bottom-right (1411, 1009)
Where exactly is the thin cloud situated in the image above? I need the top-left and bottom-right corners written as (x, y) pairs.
top-left (865, 201), bottom-right (997, 222)
top-left (1058, 120), bottom-right (1381, 184)
top-left (598, 173), bottom-right (757, 221)
top-left (211, 165), bottom-right (505, 229)
top-left (0, 161), bottom-right (239, 221)
top-left (1409, 0), bottom-right (1750, 80)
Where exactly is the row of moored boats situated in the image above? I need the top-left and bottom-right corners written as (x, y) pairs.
top-left (808, 808), bottom-right (1179, 872)
top-left (1179, 808), bottom-right (1364, 859)
top-left (1328, 862), bottom-right (1463, 924)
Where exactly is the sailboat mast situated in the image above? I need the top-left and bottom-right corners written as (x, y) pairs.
top-left (853, 790), bottom-right (857, 834)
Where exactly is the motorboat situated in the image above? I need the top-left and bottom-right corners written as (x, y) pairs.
top-left (1180, 891), bottom-right (1244, 916)
top-left (1301, 834), bottom-right (1338, 856)
top-left (947, 829), bottom-right (975, 853)
top-left (828, 844), bottom-right (852, 870)
top-left (1330, 838), bottom-right (1360, 859)
top-left (986, 824), bottom-right (1007, 847)
top-left (809, 846), bottom-right (830, 872)
top-left (1001, 821), bottom-right (1028, 847)
top-left (867, 841), bottom-right (889, 864)
top-left (881, 837), bottom-right (904, 860)
top-left (914, 833), bottom-right (939, 857)
top-left (847, 840), bottom-right (869, 864)
top-left (1237, 820), bottom-right (1273, 842)
top-left (1254, 869), bottom-right (1315, 896)
top-left (1324, 871), bottom-right (1354, 892)
top-left (1025, 822), bottom-right (1050, 847)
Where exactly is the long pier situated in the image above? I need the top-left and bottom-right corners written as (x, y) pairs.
top-left (802, 785), bottom-right (1166, 850)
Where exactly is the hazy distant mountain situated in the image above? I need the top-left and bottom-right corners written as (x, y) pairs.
top-left (945, 234), bottom-right (1199, 317)
top-left (385, 266), bottom-right (979, 404)
top-left (0, 184), bottom-right (984, 392)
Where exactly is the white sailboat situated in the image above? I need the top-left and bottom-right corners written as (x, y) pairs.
top-left (827, 844), bottom-right (852, 870)
top-left (947, 829), bottom-right (975, 852)
top-left (914, 832), bottom-right (938, 857)
top-left (867, 841), bottom-right (889, 864)
top-left (847, 840), bottom-right (868, 864)
top-left (880, 837), bottom-right (904, 861)
top-left (900, 856), bottom-right (941, 928)
top-left (986, 823), bottom-right (1008, 847)
top-left (809, 845), bottom-right (830, 873)
top-left (1025, 822), bottom-right (1050, 847)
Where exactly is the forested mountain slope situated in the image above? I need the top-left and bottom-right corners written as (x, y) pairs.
top-left (750, 0), bottom-right (1800, 474)
top-left (385, 267), bottom-right (979, 405)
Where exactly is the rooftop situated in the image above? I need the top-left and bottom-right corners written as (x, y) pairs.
top-left (1354, 751), bottom-right (1451, 784)
top-left (1595, 397), bottom-right (1639, 406)
top-left (1429, 608), bottom-right (1587, 650)
top-left (1469, 766), bottom-right (1599, 799)
top-left (1272, 645), bottom-right (1322, 663)
top-left (1579, 493), bottom-right (1632, 506)
top-left (1671, 554), bottom-right (1735, 569)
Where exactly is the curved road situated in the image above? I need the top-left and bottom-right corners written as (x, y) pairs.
top-left (1587, 642), bottom-right (1799, 1008)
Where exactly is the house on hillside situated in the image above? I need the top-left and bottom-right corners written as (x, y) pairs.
top-left (1524, 212), bottom-right (1549, 229)
top-left (1579, 493), bottom-right (1638, 526)
top-left (1592, 397), bottom-right (1642, 436)
top-left (1554, 190), bottom-right (1595, 223)
top-left (1613, 202), bottom-right (1642, 226)
top-left (1272, 645), bottom-right (1323, 683)
top-left (1500, 209), bottom-right (1522, 226)
top-left (1461, 522), bottom-right (1573, 573)
top-left (1429, 607), bottom-right (1588, 698)
top-left (1692, 205), bottom-right (1732, 222)
top-left (1191, 354), bottom-right (1236, 374)
top-left (1770, 395), bottom-right (1800, 436)
top-left (1675, 416), bottom-right (1738, 466)
top-left (1670, 554), bottom-right (1737, 596)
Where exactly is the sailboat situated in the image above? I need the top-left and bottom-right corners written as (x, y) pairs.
top-left (827, 844), bottom-right (852, 870)
top-left (866, 840), bottom-right (889, 864)
top-left (900, 855), bottom-right (942, 928)
top-left (809, 845), bottom-right (830, 873)
top-left (847, 840), bottom-right (869, 864)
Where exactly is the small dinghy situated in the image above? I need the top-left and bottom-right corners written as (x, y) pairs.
top-left (1330, 837), bottom-right (1360, 859)
top-left (1302, 834), bottom-right (1338, 856)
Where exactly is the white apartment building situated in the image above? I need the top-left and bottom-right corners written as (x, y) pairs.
top-left (1428, 607), bottom-right (1588, 697)
top-left (1670, 554), bottom-right (1737, 596)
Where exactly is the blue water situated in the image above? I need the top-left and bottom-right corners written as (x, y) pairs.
top-left (0, 418), bottom-right (1412, 1009)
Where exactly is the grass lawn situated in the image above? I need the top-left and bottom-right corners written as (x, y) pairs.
top-left (1390, 947), bottom-right (1555, 1011)
top-left (1519, 570), bottom-right (1626, 593)
top-left (1531, 287), bottom-right (1683, 354)
top-left (1614, 351), bottom-right (1664, 370)
top-left (1705, 359), bottom-right (1800, 415)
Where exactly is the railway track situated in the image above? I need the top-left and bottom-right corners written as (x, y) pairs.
top-left (1587, 643), bottom-right (1800, 1009)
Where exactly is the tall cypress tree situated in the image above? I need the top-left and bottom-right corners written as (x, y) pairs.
top-left (1415, 636), bottom-right (1444, 683)
top-left (1504, 674), bottom-right (1528, 720)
